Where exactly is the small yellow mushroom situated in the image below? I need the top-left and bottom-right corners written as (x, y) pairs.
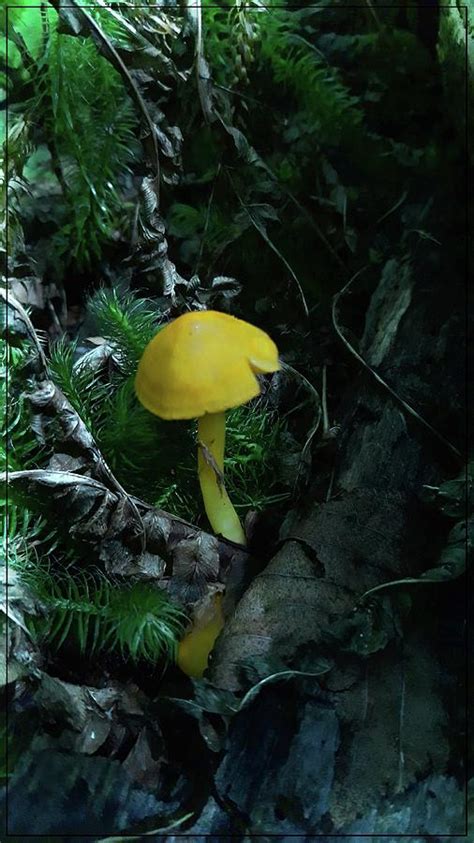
top-left (177, 593), bottom-right (225, 678)
top-left (134, 310), bottom-right (280, 545)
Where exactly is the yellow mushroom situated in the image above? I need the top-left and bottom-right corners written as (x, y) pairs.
top-left (177, 593), bottom-right (225, 678)
top-left (134, 310), bottom-right (280, 545)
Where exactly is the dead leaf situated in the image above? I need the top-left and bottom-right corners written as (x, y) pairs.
top-left (122, 726), bottom-right (165, 790)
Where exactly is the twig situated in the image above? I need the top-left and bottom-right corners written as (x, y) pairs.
top-left (325, 467), bottom-right (335, 502)
top-left (396, 651), bottom-right (406, 793)
top-left (376, 189), bottom-right (408, 226)
top-left (365, 0), bottom-right (383, 32)
top-left (193, 161), bottom-right (222, 276)
top-left (331, 268), bottom-right (462, 462)
top-left (280, 362), bottom-right (322, 485)
top-left (321, 364), bottom-right (330, 437)
top-left (214, 83), bottom-right (271, 111)
top-left (96, 811), bottom-right (195, 843)
top-left (257, 160), bottom-right (347, 272)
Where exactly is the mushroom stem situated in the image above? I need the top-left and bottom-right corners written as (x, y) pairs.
top-left (177, 593), bottom-right (225, 678)
top-left (198, 412), bottom-right (246, 545)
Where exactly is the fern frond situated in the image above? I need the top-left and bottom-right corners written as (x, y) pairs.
top-left (1, 339), bottom-right (53, 571)
top-left (105, 581), bottom-right (187, 662)
top-left (258, 13), bottom-right (363, 147)
top-left (29, 23), bottom-right (140, 267)
top-left (0, 343), bottom-right (39, 474)
top-left (88, 288), bottom-right (161, 375)
top-left (26, 567), bottom-right (187, 664)
top-left (96, 377), bottom-right (159, 477)
top-left (225, 402), bottom-right (291, 511)
top-left (48, 337), bottom-right (109, 430)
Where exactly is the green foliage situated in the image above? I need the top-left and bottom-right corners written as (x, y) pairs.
top-left (25, 567), bottom-right (187, 663)
top-left (49, 337), bottom-right (109, 431)
top-left (7, 0), bottom-right (450, 310)
top-left (0, 113), bottom-right (34, 257)
top-left (184, 3), bottom-right (446, 304)
top-left (104, 580), bottom-right (187, 663)
top-left (1, 342), bottom-right (37, 475)
top-left (89, 288), bottom-right (161, 375)
top-left (48, 290), bottom-right (161, 487)
top-left (43, 30), bottom-right (139, 267)
top-left (94, 381), bottom-right (290, 523)
top-left (258, 10), bottom-right (364, 148)
top-left (203, 0), bottom-right (259, 88)
top-left (438, 4), bottom-right (474, 157)
top-left (2, 331), bottom-right (187, 667)
top-left (97, 378), bottom-right (157, 476)
top-left (0, 2), bottom-right (53, 98)
top-left (4, 5), bottom-right (140, 270)
top-left (166, 192), bottom-right (252, 270)
top-left (224, 403), bottom-right (290, 511)
top-left (3, 4), bottom-right (140, 267)
top-left (0, 340), bottom-right (50, 572)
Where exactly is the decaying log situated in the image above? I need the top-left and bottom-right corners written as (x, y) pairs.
top-left (207, 251), bottom-right (466, 834)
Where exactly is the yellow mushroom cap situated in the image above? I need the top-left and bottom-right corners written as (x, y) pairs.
top-left (135, 310), bottom-right (280, 420)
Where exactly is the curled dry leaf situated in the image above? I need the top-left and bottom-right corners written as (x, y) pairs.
top-left (28, 379), bottom-right (102, 456)
top-left (4, 465), bottom-right (252, 613)
top-left (6, 469), bottom-right (127, 542)
top-left (0, 624), bottom-right (41, 687)
top-left (122, 726), bottom-right (166, 791)
top-left (73, 341), bottom-right (116, 377)
top-left (172, 533), bottom-right (220, 583)
top-left (99, 540), bottom-right (167, 580)
top-left (0, 629), bottom-right (28, 686)
top-left (34, 673), bottom-right (151, 761)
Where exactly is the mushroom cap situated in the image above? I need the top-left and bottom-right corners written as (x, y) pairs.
top-left (135, 310), bottom-right (280, 420)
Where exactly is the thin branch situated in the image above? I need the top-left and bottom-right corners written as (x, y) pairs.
top-left (256, 160), bottom-right (348, 272)
top-left (226, 169), bottom-right (309, 317)
top-left (321, 364), bottom-right (330, 437)
top-left (280, 361), bottom-right (322, 485)
top-left (365, 0), bottom-right (383, 32)
top-left (193, 161), bottom-right (222, 276)
top-left (396, 650), bottom-right (406, 793)
top-left (376, 189), bottom-right (408, 226)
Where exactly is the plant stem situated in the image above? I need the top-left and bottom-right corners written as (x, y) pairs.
top-left (197, 412), bottom-right (246, 545)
